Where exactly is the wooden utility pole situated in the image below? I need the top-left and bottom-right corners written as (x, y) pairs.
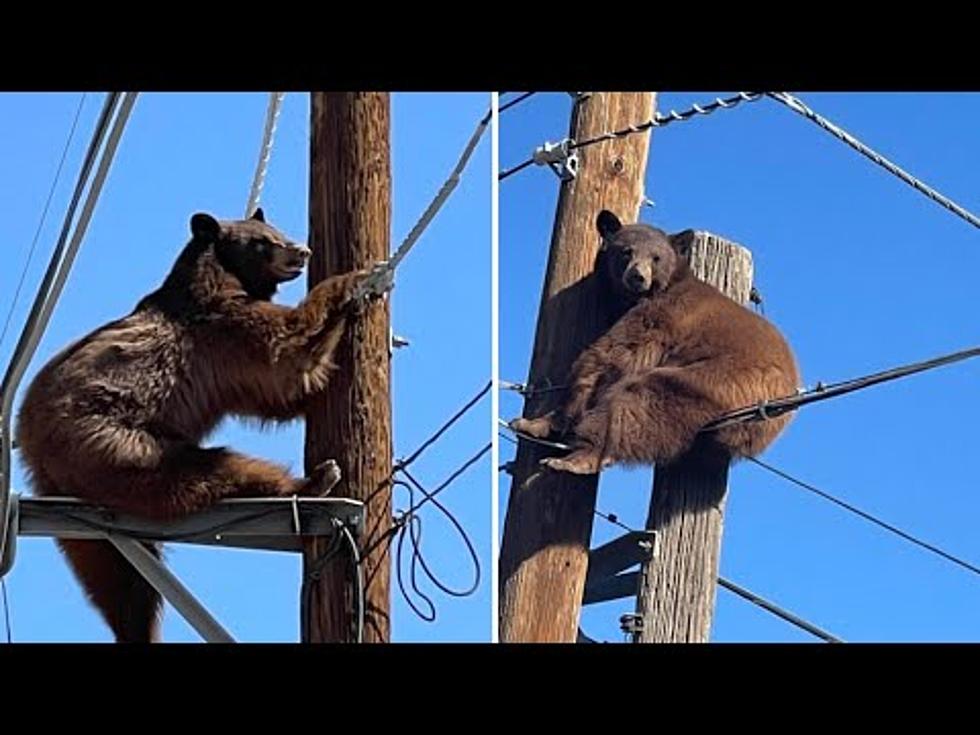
top-left (634, 233), bottom-right (753, 642)
top-left (499, 92), bottom-right (656, 643)
top-left (304, 92), bottom-right (392, 643)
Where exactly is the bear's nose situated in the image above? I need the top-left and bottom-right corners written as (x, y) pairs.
top-left (625, 267), bottom-right (647, 291)
top-left (287, 246), bottom-right (311, 266)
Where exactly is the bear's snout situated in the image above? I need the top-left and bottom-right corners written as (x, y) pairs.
top-left (285, 245), bottom-right (311, 268)
top-left (624, 264), bottom-right (651, 294)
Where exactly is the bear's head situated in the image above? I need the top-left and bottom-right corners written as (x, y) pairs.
top-left (190, 208), bottom-right (311, 300)
top-left (596, 209), bottom-right (694, 303)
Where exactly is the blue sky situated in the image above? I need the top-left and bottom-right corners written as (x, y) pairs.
top-left (500, 92), bottom-right (980, 643)
top-left (1, 92), bottom-right (491, 643)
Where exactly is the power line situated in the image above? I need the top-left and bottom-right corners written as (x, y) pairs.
top-left (747, 457), bottom-right (980, 579)
top-left (245, 91), bottom-right (286, 218)
top-left (1, 92), bottom-right (138, 572)
top-left (767, 92), bottom-right (980, 231)
top-left (397, 381), bottom-right (491, 470)
top-left (591, 507), bottom-right (842, 642)
top-left (1, 578), bottom-right (10, 643)
top-left (0, 93), bottom-right (87, 354)
top-left (497, 417), bottom-right (571, 451)
top-left (716, 577), bottom-right (842, 643)
top-left (571, 92), bottom-right (763, 151)
top-left (340, 523), bottom-right (364, 644)
top-left (392, 454), bottom-right (486, 622)
top-left (357, 380), bottom-right (491, 621)
top-left (499, 92), bottom-right (537, 115)
top-left (498, 157), bottom-right (537, 182)
top-left (300, 527), bottom-right (344, 643)
top-left (355, 107), bottom-right (491, 300)
top-left (703, 344), bottom-right (980, 432)
top-left (593, 508), bottom-right (634, 535)
top-left (499, 92), bottom-right (763, 181)
top-left (500, 378), bottom-right (567, 398)
top-left (400, 443), bottom-right (491, 518)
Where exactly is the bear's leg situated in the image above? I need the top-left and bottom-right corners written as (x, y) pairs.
top-left (97, 446), bottom-right (341, 521)
top-left (539, 447), bottom-right (610, 475)
top-left (545, 371), bottom-right (720, 474)
top-left (58, 538), bottom-right (162, 643)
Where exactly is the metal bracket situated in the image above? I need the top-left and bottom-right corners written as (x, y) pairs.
top-left (391, 332), bottom-right (410, 350)
top-left (619, 613), bottom-right (644, 642)
top-left (532, 138), bottom-right (579, 181)
top-left (583, 530), bottom-right (656, 606)
top-left (108, 534), bottom-right (236, 643)
top-left (353, 260), bottom-right (395, 304)
top-left (11, 494), bottom-right (365, 642)
top-left (568, 92), bottom-right (593, 103)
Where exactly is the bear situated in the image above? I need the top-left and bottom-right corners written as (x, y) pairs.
top-left (510, 209), bottom-right (800, 476)
top-left (15, 208), bottom-right (370, 642)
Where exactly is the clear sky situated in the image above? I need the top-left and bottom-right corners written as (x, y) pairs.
top-left (500, 92), bottom-right (980, 643)
top-left (1, 92), bottom-right (491, 643)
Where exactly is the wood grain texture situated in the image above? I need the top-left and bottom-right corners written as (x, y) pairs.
top-left (635, 232), bottom-right (753, 643)
top-left (499, 92), bottom-right (656, 643)
top-left (304, 92), bottom-right (392, 643)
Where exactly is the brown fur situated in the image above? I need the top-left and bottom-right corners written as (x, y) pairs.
top-left (511, 209), bottom-right (800, 475)
top-left (16, 209), bottom-right (363, 641)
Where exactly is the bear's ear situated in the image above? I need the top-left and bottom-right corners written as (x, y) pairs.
top-left (250, 207), bottom-right (265, 223)
top-left (190, 213), bottom-right (221, 241)
top-left (669, 229), bottom-right (696, 258)
top-left (596, 210), bottom-right (623, 240)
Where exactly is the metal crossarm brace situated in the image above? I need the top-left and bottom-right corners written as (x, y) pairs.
top-left (3, 494), bottom-right (364, 643)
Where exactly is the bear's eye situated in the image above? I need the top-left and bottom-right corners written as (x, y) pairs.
top-left (653, 255), bottom-right (661, 263)
top-left (619, 248), bottom-right (633, 260)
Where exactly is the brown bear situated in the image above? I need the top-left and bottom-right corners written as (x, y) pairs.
top-left (16, 208), bottom-right (368, 642)
top-left (510, 209), bottom-right (800, 475)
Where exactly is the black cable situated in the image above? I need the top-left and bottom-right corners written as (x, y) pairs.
top-left (339, 524), bottom-right (364, 644)
top-left (396, 380), bottom-right (491, 470)
top-left (717, 577), bottom-right (842, 643)
top-left (570, 92), bottom-right (763, 152)
top-left (401, 443), bottom-right (491, 517)
top-left (300, 527), bottom-right (344, 643)
top-left (0, 93), bottom-right (87, 354)
top-left (498, 419), bottom-right (571, 451)
top-left (395, 506), bottom-right (434, 621)
top-left (592, 505), bottom-right (841, 642)
top-left (400, 467), bottom-right (482, 597)
top-left (593, 508), bottom-right (635, 535)
top-left (503, 347), bottom-right (980, 436)
top-left (1, 578), bottom-right (10, 644)
top-left (386, 440), bottom-right (488, 622)
top-left (748, 457), bottom-right (980, 579)
top-left (498, 158), bottom-right (537, 182)
top-left (704, 344), bottom-right (980, 431)
top-left (499, 92), bottom-right (762, 181)
top-left (499, 92), bottom-right (536, 115)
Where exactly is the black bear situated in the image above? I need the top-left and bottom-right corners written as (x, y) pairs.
top-left (511, 209), bottom-right (800, 475)
top-left (17, 209), bottom-right (368, 641)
